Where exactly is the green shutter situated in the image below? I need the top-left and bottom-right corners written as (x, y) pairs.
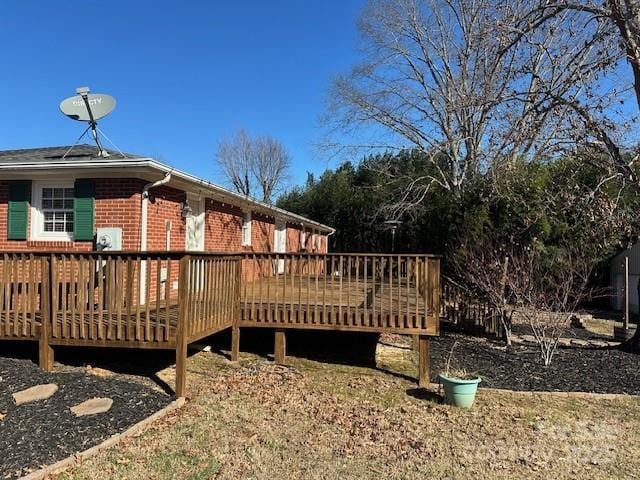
top-left (74, 180), bottom-right (95, 241)
top-left (7, 181), bottom-right (30, 240)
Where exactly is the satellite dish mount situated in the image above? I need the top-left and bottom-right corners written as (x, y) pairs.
top-left (76, 87), bottom-right (108, 157)
top-left (59, 86), bottom-right (117, 158)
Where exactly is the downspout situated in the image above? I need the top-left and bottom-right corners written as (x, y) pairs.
top-left (326, 228), bottom-right (336, 253)
top-left (140, 172), bottom-right (172, 303)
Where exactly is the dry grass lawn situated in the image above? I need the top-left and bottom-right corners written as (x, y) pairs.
top-left (58, 341), bottom-right (640, 480)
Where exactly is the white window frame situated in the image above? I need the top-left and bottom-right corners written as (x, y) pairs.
top-left (300, 229), bottom-right (307, 251)
top-left (185, 195), bottom-right (205, 251)
top-left (30, 180), bottom-right (75, 241)
top-left (241, 211), bottom-right (252, 246)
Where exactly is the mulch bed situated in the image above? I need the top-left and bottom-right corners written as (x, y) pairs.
top-left (428, 331), bottom-right (640, 395)
top-left (0, 356), bottom-right (171, 479)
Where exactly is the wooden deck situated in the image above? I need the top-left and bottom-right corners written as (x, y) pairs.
top-left (0, 252), bottom-right (441, 396)
top-left (240, 276), bottom-right (438, 335)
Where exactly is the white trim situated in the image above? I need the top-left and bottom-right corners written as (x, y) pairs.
top-left (241, 211), bottom-right (252, 247)
top-left (300, 230), bottom-right (307, 251)
top-left (274, 219), bottom-right (287, 253)
top-left (30, 180), bottom-right (75, 241)
top-left (274, 219), bottom-right (286, 274)
top-left (185, 194), bottom-right (205, 251)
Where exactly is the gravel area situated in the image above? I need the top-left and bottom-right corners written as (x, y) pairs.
top-left (0, 356), bottom-right (172, 479)
top-left (429, 332), bottom-right (640, 395)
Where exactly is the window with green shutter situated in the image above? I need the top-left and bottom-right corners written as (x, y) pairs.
top-left (7, 181), bottom-right (30, 240)
top-left (73, 180), bottom-right (95, 241)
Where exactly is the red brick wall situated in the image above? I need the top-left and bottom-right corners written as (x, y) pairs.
top-left (285, 224), bottom-right (328, 254)
top-left (146, 185), bottom-right (185, 251)
top-left (204, 199), bottom-right (243, 252)
top-left (95, 178), bottom-right (145, 250)
top-left (0, 178), bottom-right (144, 252)
top-left (252, 213), bottom-right (275, 252)
top-left (0, 179), bottom-right (330, 255)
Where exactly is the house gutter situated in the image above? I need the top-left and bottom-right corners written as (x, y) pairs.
top-left (0, 156), bottom-right (335, 234)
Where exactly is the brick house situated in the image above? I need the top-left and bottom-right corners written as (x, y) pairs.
top-left (0, 145), bottom-right (333, 255)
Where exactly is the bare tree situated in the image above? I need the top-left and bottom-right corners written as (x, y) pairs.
top-left (252, 136), bottom-right (290, 203)
top-left (513, 1), bottom-right (640, 351)
top-left (327, 0), bottom-right (621, 216)
top-left (215, 129), bottom-right (254, 197)
top-left (508, 246), bottom-right (594, 366)
top-left (215, 130), bottom-right (290, 203)
top-left (453, 239), bottom-right (516, 345)
top-left (454, 159), bottom-right (627, 351)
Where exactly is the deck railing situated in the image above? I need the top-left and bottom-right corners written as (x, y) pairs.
top-left (0, 252), bottom-right (242, 347)
top-left (240, 253), bottom-right (440, 335)
top-left (0, 253), bottom-right (46, 339)
top-left (440, 278), bottom-right (502, 338)
top-left (49, 253), bottom-right (183, 345)
top-left (0, 250), bottom-right (441, 395)
top-left (182, 254), bottom-right (241, 342)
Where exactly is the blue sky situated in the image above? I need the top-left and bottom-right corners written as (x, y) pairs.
top-left (0, 1), bottom-right (364, 189)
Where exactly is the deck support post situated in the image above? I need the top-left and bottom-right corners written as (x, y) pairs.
top-left (274, 329), bottom-right (286, 364)
top-left (231, 258), bottom-right (242, 362)
top-left (175, 340), bottom-right (187, 398)
top-left (175, 255), bottom-right (190, 398)
top-left (231, 325), bottom-right (240, 362)
top-left (418, 335), bottom-right (430, 388)
top-left (39, 341), bottom-right (54, 372)
top-left (39, 255), bottom-right (54, 371)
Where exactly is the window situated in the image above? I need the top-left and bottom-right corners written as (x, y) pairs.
top-left (31, 182), bottom-right (75, 240)
top-left (241, 211), bottom-right (252, 246)
top-left (42, 187), bottom-right (74, 233)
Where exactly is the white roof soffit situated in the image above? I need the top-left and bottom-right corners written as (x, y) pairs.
top-left (0, 156), bottom-right (334, 234)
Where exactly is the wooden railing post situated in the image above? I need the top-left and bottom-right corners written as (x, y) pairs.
top-left (175, 255), bottom-right (190, 398)
top-left (231, 257), bottom-right (241, 362)
top-left (38, 255), bottom-right (54, 371)
top-left (432, 259), bottom-right (441, 335)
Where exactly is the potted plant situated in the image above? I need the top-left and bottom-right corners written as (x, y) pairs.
top-left (438, 341), bottom-right (481, 408)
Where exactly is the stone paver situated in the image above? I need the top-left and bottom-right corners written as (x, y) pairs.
top-left (85, 366), bottom-right (114, 378)
top-left (12, 384), bottom-right (58, 406)
top-left (511, 334), bottom-right (618, 349)
top-left (70, 397), bottom-right (113, 417)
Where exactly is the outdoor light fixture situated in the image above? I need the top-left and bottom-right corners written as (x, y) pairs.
top-left (181, 200), bottom-right (193, 218)
top-left (383, 219), bottom-right (402, 253)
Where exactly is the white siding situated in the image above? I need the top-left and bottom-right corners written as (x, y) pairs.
top-left (610, 242), bottom-right (640, 311)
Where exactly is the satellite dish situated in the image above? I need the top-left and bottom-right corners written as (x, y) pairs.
top-left (60, 93), bottom-right (116, 121)
top-left (59, 87), bottom-right (116, 158)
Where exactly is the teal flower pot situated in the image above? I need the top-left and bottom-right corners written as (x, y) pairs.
top-left (438, 374), bottom-right (481, 408)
